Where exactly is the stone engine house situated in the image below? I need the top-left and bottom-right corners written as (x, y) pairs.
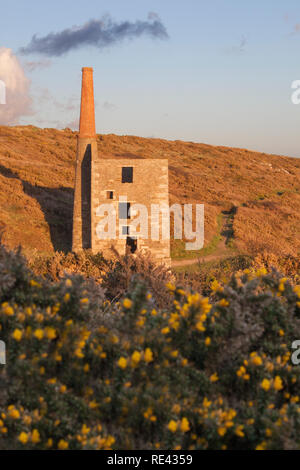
top-left (72, 67), bottom-right (170, 265)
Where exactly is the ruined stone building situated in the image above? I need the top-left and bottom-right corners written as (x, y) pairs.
top-left (72, 67), bottom-right (170, 265)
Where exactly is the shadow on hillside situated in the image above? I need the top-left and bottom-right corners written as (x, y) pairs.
top-left (0, 164), bottom-right (73, 252)
top-left (221, 206), bottom-right (237, 245)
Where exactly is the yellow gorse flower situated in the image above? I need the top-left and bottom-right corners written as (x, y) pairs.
top-left (33, 329), bottom-right (44, 340)
top-left (123, 298), bottom-right (132, 309)
top-left (218, 299), bottom-right (229, 307)
top-left (58, 439), bottom-right (69, 450)
top-left (180, 417), bottom-right (190, 432)
top-left (45, 327), bottom-right (57, 340)
top-left (235, 425), bottom-right (245, 438)
top-left (210, 373), bottom-right (219, 383)
top-left (166, 282), bottom-right (176, 292)
top-left (12, 329), bottom-right (23, 342)
top-left (211, 280), bottom-right (223, 293)
top-left (218, 426), bottom-right (227, 436)
top-left (63, 293), bottom-right (70, 302)
top-left (251, 355), bottom-right (263, 366)
top-left (118, 357), bottom-right (127, 369)
top-left (278, 278), bottom-right (287, 292)
top-left (161, 327), bottom-right (170, 335)
top-left (3, 305), bottom-right (14, 316)
top-left (131, 350), bottom-right (141, 366)
top-left (18, 432), bottom-right (29, 444)
top-left (46, 438), bottom-right (53, 448)
top-left (31, 429), bottom-right (41, 444)
top-left (256, 441), bottom-right (267, 450)
top-left (8, 408), bottom-right (20, 419)
top-left (81, 424), bottom-right (90, 435)
top-left (273, 376), bottom-right (283, 391)
top-left (168, 420), bottom-right (178, 432)
top-left (261, 379), bottom-right (271, 391)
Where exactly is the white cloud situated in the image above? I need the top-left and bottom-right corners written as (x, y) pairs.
top-left (0, 47), bottom-right (33, 125)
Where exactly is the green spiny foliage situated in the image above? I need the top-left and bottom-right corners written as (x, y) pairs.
top-left (0, 243), bottom-right (300, 450)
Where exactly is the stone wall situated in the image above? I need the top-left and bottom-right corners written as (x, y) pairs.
top-left (91, 158), bottom-right (170, 265)
top-left (72, 67), bottom-right (171, 266)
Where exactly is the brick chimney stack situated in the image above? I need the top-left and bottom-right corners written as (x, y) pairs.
top-left (72, 67), bottom-right (98, 252)
top-left (79, 67), bottom-right (96, 139)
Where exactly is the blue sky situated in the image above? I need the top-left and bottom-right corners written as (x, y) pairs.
top-left (1, 0), bottom-right (300, 157)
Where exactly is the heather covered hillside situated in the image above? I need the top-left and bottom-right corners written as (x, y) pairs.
top-left (0, 125), bottom-right (299, 261)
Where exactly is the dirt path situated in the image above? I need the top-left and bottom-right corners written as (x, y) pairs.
top-left (172, 207), bottom-right (237, 268)
top-left (172, 251), bottom-right (232, 267)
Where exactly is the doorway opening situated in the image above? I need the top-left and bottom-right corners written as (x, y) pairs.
top-left (126, 236), bottom-right (137, 254)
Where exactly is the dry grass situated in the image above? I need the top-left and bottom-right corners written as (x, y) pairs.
top-left (0, 125), bottom-right (299, 261)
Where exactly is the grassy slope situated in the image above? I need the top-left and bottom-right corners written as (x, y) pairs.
top-left (0, 125), bottom-right (299, 260)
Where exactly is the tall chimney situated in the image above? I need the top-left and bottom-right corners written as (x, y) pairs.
top-left (79, 67), bottom-right (96, 139)
top-left (72, 67), bottom-right (98, 252)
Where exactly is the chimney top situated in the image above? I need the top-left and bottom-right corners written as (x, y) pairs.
top-left (79, 67), bottom-right (96, 139)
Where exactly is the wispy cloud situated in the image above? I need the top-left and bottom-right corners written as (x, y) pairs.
top-left (103, 101), bottom-right (116, 111)
top-left (24, 59), bottom-right (52, 72)
top-left (65, 118), bottom-right (79, 130)
top-left (19, 13), bottom-right (169, 57)
top-left (32, 87), bottom-right (82, 129)
top-left (223, 36), bottom-right (247, 55)
top-left (34, 87), bottom-right (79, 115)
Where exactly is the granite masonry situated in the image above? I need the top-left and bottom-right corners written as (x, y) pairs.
top-left (72, 67), bottom-right (171, 266)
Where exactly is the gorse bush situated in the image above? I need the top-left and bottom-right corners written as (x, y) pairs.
top-left (28, 250), bottom-right (108, 282)
top-left (29, 249), bottom-right (173, 308)
top-left (101, 250), bottom-right (173, 307)
top-left (0, 243), bottom-right (300, 450)
top-left (28, 247), bottom-right (299, 305)
top-left (176, 255), bottom-right (253, 296)
top-left (253, 252), bottom-right (300, 280)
